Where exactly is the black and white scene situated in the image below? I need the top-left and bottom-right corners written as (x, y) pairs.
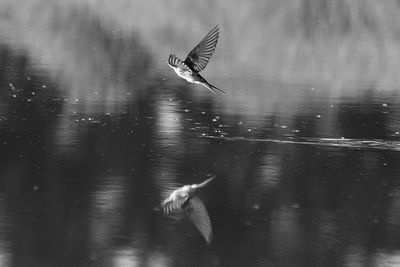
top-left (1, 1), bottom-right (400, 266)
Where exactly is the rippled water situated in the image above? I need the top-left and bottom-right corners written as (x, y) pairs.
top-left (1, 1), bottom-right (400, 267)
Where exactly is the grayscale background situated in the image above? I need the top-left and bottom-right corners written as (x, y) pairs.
top-left (0, 1), bottom-right (400, 266)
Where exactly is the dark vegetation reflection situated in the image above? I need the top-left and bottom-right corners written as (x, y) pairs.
top-left (1, 1), bottom-right (400, 267)
top-left (1, 45), bottom-right (400, 266)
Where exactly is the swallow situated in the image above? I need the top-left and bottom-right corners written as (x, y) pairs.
top-left (167, 24), bottom-right (224, 94)
top-left (162, 177), bottom-right (215, 243)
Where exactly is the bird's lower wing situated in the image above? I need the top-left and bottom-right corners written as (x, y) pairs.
top-left (168, 54), bottom-right (191, 71)
top-left (162, 197), bottom-right (186, 215)
top-left (185, 197), bottom-right (212, 244)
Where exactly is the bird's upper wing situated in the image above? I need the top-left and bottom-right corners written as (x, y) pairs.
top-left (185, 197), bottom-right (212, 244)
top-left (168, 54), bottom-right (191, 71)
top-left (184, 24), bottom-right (220, 73)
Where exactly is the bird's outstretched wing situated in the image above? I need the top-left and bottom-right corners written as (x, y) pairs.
top-left (168, 54), bottom-right (191, 71)
top-left (185, 197), bottom-right (212, 244)
top-left (184, 24), bottom-right (220, 73)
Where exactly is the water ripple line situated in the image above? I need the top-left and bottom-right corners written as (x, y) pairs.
top-left (202, 136), bottom-right (400, 152)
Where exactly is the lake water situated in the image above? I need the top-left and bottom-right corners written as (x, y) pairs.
top-left (1, 1), bottom-right (400, 267)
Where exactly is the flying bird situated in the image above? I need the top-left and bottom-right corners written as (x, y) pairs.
top-left (167, 24), bottom-right (224, 94)
top-left (162, 177), bottom-right (215, 243)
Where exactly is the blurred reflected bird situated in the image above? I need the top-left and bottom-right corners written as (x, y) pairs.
top-left (162, 177), bottom-right (215, 243)
top-left (167, 24), bottom-right (224, 94)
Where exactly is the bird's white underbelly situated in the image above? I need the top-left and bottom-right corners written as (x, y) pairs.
top-left (174, 69), bottom-right (195, 83)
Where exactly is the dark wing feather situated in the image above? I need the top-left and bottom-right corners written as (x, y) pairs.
top-left (184, 24), bottom-right (220, 73)
top-left (168, 54), bottom-right (191, 71)
top-left (185, 197), bottom-right (212, 243)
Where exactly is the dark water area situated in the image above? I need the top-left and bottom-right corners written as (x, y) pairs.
top-left (1, 1), bottom-right (400, 267)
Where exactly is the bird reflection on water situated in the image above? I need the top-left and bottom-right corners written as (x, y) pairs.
top-left (162, 177), bottom-right (215, 244)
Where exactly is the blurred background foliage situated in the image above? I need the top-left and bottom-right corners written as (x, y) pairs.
top-left (1, 0), bottom-right (400, 102)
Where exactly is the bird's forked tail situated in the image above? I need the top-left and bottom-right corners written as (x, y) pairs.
top-left (202, 82), bottom-right (225, 95)
top-left (194, 176), bottom-right (215, 189)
